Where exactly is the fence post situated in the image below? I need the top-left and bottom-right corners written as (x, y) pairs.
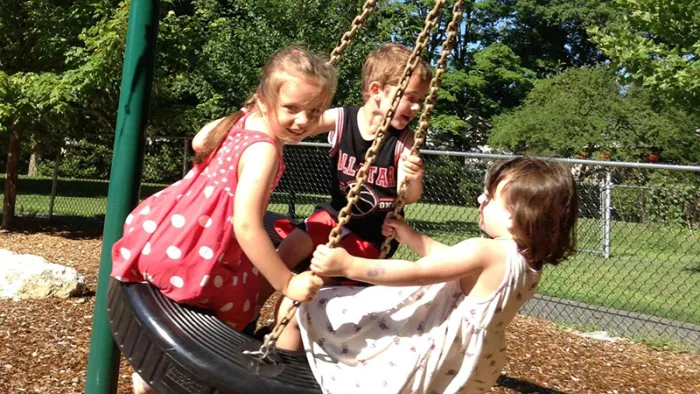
top-left (600, 172), bottom-right (612, 258)
top-left (182, 138), bottom-right (189, 177)
top-left (48, 148), bottom-right (61, 220)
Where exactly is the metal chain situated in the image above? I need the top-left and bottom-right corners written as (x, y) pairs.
top-left (257, 0), bottom-right (448, 355)
top-left (327, 0), bottom-right (378, 67)
top-left (247, 0), bottom-right (378, 358)
top-left (379, 0), bottom-right (464, 258)
top-left (326, 0), bottom-right (447, 250)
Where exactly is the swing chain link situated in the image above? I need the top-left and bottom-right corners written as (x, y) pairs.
top-left (243, 299), bottom-right (301, 363)
top-left (254, 0), bottom-right (452, 361)
top-left (328, 0), bottom-right (378, 67)
top-left (380, 0), bottom-right (464, 258)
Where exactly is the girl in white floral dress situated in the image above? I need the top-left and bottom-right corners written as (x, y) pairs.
top-left (275, 157), bottom-right (579, 394)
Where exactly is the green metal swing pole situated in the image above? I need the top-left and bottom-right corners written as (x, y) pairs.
top-left (84, 1), bottom-right (160, 393)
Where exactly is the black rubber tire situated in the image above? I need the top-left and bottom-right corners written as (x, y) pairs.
top-left (106, 211), bottom-right (321, 393)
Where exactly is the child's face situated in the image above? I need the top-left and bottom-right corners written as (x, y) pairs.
top-left (477, 179), bottom-right (513, 239)
top-left (261, 76), bottom-right (327, 143)
top-left (378, 74), bottom-right (430, 130)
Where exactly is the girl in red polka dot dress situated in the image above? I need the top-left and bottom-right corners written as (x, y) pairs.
top-left (111, 47), bottom-right (333, 336)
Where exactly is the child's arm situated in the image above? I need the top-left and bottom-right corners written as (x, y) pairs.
top-left (311, 238), bottom-right (499, 287)
top-left (192, 118), bottom-right (225, 152)
top-left (396, 134), bottom-right (424, 204)
top-left (307, 107), bottom-right (339, 136)
top-left (234, 143), bottom-right (323, 301)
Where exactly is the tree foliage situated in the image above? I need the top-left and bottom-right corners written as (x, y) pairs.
top-left (430, 43), bottom-right (534, 149)
top-left (482, 0), bottom-right (616, 75)
top-left (1, 0), bottom-right (698, 227)
top-left (591, 0), bottom-right (700, 108)
top-left (490, 66), bottom-right (699, 164)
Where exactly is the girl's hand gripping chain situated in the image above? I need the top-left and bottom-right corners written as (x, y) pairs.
top-left (381, 213), bottom-right (418, 244)
top-left (285, 271), bottom-right (323, 302)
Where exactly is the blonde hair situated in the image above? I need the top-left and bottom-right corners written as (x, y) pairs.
top-left (361, 43), bottom-right (432, 101)
top-left (194, 46), bottom-right (337, 164)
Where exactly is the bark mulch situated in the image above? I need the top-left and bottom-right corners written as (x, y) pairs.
top-left (1, 219), bottom-right (698, 393)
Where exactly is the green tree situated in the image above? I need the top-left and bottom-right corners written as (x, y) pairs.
top-left (0, 0), bottom-right (100, 228)
top-left (147, 0), bottom-right (387, 136)
top-left (489, 66), bottom-right (699, 164)
top-left (500, 0), bottom-right (615, 74)
top-left (591, 0), bottom-right (700, 108)
top-left (431, 43), bottom-right (534, 150)
top-left (374, 1), bottom-right (538, 150)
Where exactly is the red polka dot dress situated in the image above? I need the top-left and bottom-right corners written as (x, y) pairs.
top-left (111, 112), bottom-right (285, 329)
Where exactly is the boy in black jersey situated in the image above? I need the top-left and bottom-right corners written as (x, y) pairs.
top-left (274, 43), bottom-right (431, 287)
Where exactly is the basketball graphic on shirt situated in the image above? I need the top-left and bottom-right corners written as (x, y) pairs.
top-left (344, 182), bottom-right (378, 217)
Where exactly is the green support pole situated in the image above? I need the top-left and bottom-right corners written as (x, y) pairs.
top-left (85, 1), bottom-right (160, 393)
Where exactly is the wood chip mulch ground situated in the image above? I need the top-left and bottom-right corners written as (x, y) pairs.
top-left (1, 219), bottom-right (698, 393)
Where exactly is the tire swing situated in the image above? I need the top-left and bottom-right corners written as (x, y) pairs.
top-left (107, 1), bottom-right (462, 393)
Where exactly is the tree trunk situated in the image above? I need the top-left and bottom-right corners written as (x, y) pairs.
top-left (2, 125), bottom-right (21, 230)
top-left (28, 152), bottom-right (38, 176)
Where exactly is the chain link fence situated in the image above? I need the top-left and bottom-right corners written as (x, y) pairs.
top-left (2, 136), bottom-right (699, 348)
top-left (0, 135), bottom-right (191, 221)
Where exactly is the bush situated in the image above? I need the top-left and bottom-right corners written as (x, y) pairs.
top-left (422, 155), bottom-right (466, 205)
top-left (647, 185), bottom-right (699, 228)
top-left (143, 139), bottom-right (190, 184)
top-left (278, 146), bottom-right (332, 195)
top-left (421, 155), bottom-right (488, 206)
top-left (577, 183), bottom-right (601, 219)
top-left (37, 138), bottom-right (115, 180)
top-left (0, 176), bottom-right (167, 200)
top-left (611, 186), bottom-right (645, 222)
top-left (34, 137), bottom-right (192, 184)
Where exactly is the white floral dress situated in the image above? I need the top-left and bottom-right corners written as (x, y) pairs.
top-left (298, 240), bottom-right (541, 394)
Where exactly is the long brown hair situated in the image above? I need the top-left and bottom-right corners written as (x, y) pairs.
top-left (193, 46), bottom-right (337, 164)
top-left (485, 157), bottom-right (579, 268)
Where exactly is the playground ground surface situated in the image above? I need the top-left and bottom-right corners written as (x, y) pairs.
top-left (0, 219), bottom-right (698, 393)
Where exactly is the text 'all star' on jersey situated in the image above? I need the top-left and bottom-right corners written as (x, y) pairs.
top-left (336, 149), bottom-right (397, 188)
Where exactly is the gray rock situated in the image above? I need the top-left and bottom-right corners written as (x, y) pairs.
top-left (0, 249), bottom-right (86, 300)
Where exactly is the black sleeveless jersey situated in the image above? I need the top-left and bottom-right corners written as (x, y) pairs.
top-left (321, 106), bottom-right (411, 253)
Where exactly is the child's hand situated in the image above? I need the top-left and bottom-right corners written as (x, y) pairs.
top-left (310, 245), bottom-right (351, 277)
top-left (401, 153), bottom-right (424, 182)
top-left (382, 213), bottom-right (415, 244)
top-left (284, 271), bottom-right (323, 303)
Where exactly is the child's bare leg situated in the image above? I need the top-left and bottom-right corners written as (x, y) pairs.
top-left (274, 296), bottom-right (304, 351)
top-left (273, 273), bottom-right (337, 351)
top-left (257, 229), bottom-right (314, 310)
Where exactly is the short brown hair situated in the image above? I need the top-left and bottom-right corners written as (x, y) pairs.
top-left (361, 43), bottom-right (432, 101)
top-left (485, 157), bottom-right (578, 268)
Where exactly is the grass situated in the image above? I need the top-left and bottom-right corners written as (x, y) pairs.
top-left (5, 190), bottom-right (700, 325)
top-left (629, 332), bottom-right (696, 353)
top-left (539, 222), bottom-right (700, 325)
top-left (12, 193), bottom-right (109, 219)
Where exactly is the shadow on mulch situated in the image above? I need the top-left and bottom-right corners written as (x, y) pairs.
top-left (0, 217), bottom-right (103, 240)
top-left (497, 376), bottom-right (567, 393)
